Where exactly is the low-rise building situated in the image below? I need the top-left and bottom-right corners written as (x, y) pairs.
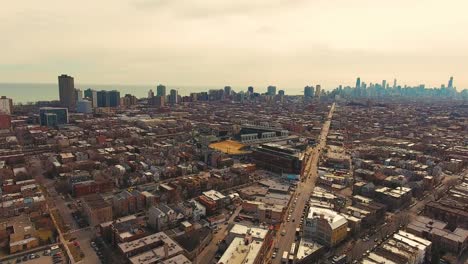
top-left (118, 232), bottom-right (183, 262)
top-left (161, 254), bottom-right (192, 264)
top-left (82, 194), bottom-right (113, 227)
top-left (242, 200), bottom-right (284, 224)
top-left (295, 238), bottom-right (324, 264)
top-left (8, 217), bottom-right (39, 254)
top-left (217, 237), bottom-right (263, 264)
top-left (188, 199), bottom-right (206, 221)
top-left (223, 223), bottom-right (273, 263)
top-left (360, 230), bottom-right (431, 264)
top-left (148, 206), bottom-right (168, 232)
top-left (99, 214), bottom-right (149, 246)
top-left (374, 186), bottom-right (412, 211)
top-left (303, 206), bottom-right (348, 247)
top-left (113, 190), bottom-right (145, 217)
top-left (174, 227), bottom-right (212, 260)
top-left (198, 190), bottom-right (227, 214)
top-left (251, 143), bottom-right (302, 174)
top-left (424, 198), bottom-right (468, 229)
top-left (406, 215), bottom-right (468, 254)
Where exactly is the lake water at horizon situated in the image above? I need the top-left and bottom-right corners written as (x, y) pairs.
top-left (0, 83), bottom-right (304, 104)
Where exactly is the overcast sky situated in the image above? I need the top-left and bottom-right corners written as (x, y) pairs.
top-left (1, 0), bottom-right (467, 90)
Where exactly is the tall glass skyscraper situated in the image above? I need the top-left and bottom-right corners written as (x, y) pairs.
top-left (108, 90), bottom-right (120, 107)
top-left (169, 89), bottom-right (178, 105)
top-left (157, 84), bottom-right (167, 97)
top-left (267, 86), bottom-right (277, 96)
top-left (96, 90), bottom-right (120, 107)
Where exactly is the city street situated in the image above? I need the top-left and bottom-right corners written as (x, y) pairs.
top-left (30, 156), bottom-right (101, 264)
top-left (195, 206), bottom-right (242, 264)
top-left (272, 103), bottom-right (335, 264)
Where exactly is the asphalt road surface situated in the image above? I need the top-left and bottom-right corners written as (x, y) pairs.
top-left (195, 206), bottom-right (242, 264)
top-left (271, 103), bottom-right (335, 264)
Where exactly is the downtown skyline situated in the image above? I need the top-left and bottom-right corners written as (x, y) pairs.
top-left (0, 74), bottom-right (466, 104)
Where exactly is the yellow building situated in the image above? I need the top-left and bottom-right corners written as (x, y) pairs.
top-left (303, 206), bottom-right (348, 247)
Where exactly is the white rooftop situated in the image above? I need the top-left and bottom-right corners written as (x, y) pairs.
top-left (217, 237), bottom-right (263, 264)
top-left (296, 238), bottom-right (323, 260)
top-left (203, 190), bottom-right (226, 201)
top-left (229, 224), bottom-right (268, 241)
top-left (307, 206), bottom-right (348, 230)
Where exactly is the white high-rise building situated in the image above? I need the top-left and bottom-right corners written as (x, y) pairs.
top-left (0, 96), bottom-right (13, 114)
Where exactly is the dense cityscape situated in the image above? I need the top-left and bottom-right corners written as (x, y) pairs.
top-left (0, 74), bottom-right (466, 264)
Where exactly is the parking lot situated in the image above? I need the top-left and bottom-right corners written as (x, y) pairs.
top-left (1, 249), bottom-right (66, 264)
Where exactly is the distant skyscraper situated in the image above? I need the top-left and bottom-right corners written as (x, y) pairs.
top-left (304, 86), bottom-right (314, 98)
top-left (84, 88), bottom-right (97, 108)
top-left (58, 74), bottom-right (76, 110)
top-left (224, 86), bottom-right (232, 97)
top-left (190, 93), bottom-right (198, 102)
top-left (382, 80), bottom-right (387, 89)
top-left (157, 84), bottom-right (166, 97)
top-left (95, 90), bottom-right (120, 107)
top-left (315, 85), bottom-right (321, 98)
top-left (356, 77), bottom-right (361, 89)
top-left (393, 79), bottom-right (397, 89)
top-left (448, 76), bottom-right (454, 89)
top-left (96, 90), bottom-right (108, 107)
top-left (75, 89), bottom-right (83, 101)
top-left (108, 90), bottom-right (120, 107)
top-left (278, 90), bottom-right (285, 96)
top-left (267, 86), bottom-right (277, 96)
top-left (122, 94), bottom-right (137, 106)
top-left (169, 89), bottom-right (178, 105)
top-left (148, 89), bottom-right (154, 99)
top-left (0, 96), bottom-right (13, 114)
top-left (84, 88), bottom-right (92, 99)
top-left (248, 86), bottom-right (254, 94)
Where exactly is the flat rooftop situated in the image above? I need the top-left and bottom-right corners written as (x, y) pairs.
top-left (217, 237), bottom-right (263, 264)
top-left (229, 224), bottom-right (268, 240)
top-left (119, 232), bottom-right (182, 256)
top-left (203, 190), bottom-right (226, 201)
top-left (296, 238), bottom-right (323, 260)
top-left (82, 194), bottom-right (110, 210)
top-left (162, 254), bottom-right (192, 264)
